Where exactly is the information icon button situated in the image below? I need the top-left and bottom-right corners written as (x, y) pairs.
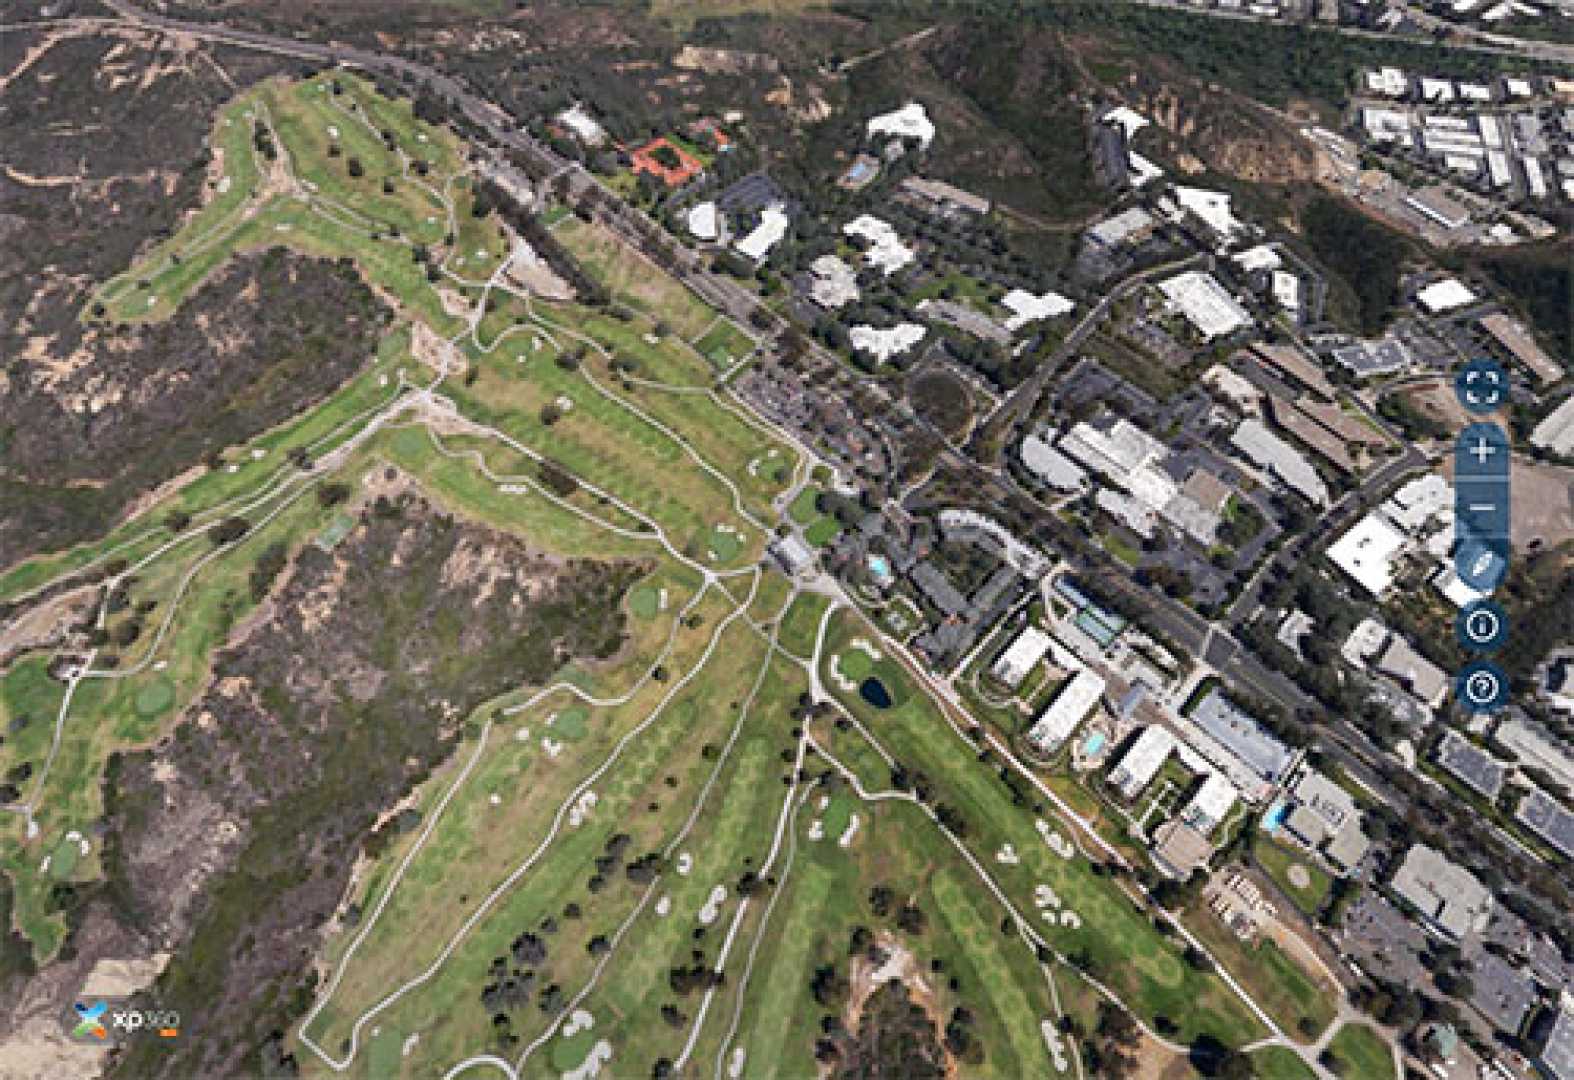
top-left (1456, 660), bottom-right (1510, 714)
top-left (1456, 600), bottom-right (1508, 652)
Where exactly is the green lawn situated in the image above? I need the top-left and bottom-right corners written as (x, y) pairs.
top-left (1251, 1045), bottom-right (1319, 1080)
top-left (804, 517), bottom-right (842, 547)
top-left (692, 319), bottom-right (755, 369)
top-left (778, 592), bottom-right (830, 661)
top-left (788, 488), bottom-right (823, 526)
top-left (628, 584), bottom-right (661, 620)
top-left (1326, 1022), bottom-right (1394, 1080)
top-left (1255, 837), bottom-right (1333, 917)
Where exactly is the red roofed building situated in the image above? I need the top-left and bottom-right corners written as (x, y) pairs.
top-left (630, 137), bottom-right (704, 187)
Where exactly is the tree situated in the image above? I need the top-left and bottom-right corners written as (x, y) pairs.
top-left (209, 516), bottom-right (250, 545)
top-left (868, 885), bottom-right (894, 917)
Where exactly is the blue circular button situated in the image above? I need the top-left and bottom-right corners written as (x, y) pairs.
top-left (1457, 600), bottom-right (1508, 652)
top-left (1455, 358), bottom-right (1508, 414)
top-left (1456, 660), bottom-right (1510, 714)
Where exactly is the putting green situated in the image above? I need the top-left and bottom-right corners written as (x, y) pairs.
top-left (822, 792), bottom-right (854, 840)
top-left (628, 585), bottom-right (660, 620)
top-left (48, 836), bottom-right (81, 881)
top-left (133, 676), bottom-right (176, 719)
top-left (549, 1028), bottom-right (597, 1073)
top-left (708, 525), bottom-right (743, 563)
top-left (552, 706), bottom-right (589, 741)
top-left (834, 649), bottom-right (874, 683)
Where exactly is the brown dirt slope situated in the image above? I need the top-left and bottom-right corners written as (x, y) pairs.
top-left (48, 491), bottom-right (645, 1079)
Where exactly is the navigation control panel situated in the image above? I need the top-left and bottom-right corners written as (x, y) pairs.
top-left (1452, 358), bottom-right (1511, 714)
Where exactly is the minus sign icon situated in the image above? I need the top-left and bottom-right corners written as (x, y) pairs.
top-left (1468, 504), bottom-right (1496, 512)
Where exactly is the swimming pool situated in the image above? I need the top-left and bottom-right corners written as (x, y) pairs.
top-left (1262, 800), bottom-right (1290, 834)
top-left (866, 554), bottom-right (894, 586)
top-left (1082, 731), bottom-right (1107, 756)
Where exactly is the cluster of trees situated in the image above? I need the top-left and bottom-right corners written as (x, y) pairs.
top-left (474, 177), bottom-right (608, 306)
top-left (248, 541), bottom-right (289, 604)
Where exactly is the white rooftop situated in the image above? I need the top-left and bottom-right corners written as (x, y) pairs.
top-left (1230, 419), bottom-right (1327, 505)
top-left (848, 322), bottom-right (925, 362)
top-left (1109, 725), bottom-right (1175, 798)
top-left (1384, 473), bottom-right (1451, 534)
top-left (842, 215), bottom-right (915, 276)
top-left (1021, 434), bottom-right (1088, 491)
top-left (1327, 512), bottom-right (1409, 596)
top-left (1027, 668), bottom-right (1106, 751)
top-left (992, 625), bottom-right (1054, 689)
top-left (733, 205), bottom-right (789, 263)
top-left (1060, 419), bottom-right (1165, 478)
top-left (1103, 105), bottom-right (1150, 140)
top-left (1417, 278), bottom-right (1477, 313)
top-left (807, 254), bottom-right (859, 310)
top-left (1365, 67), bottom-right (1408, 96)
top-left (867, 102), bottom-right (935, 150)
top-left (557, 103), bottom-right (606, 146)
top-left (1173, 186), bottom-right (1247, 239)
top-left (1182, 773), bottom-right (1239, 833)
top-left (1343, 616), bottom-right (1391, 666)
top-left (1157, 271), bottom-right (1253, 340)
top-left (687, 201), bottom-right (719, 241)
top-left (1432, 565), bottom-right (1486, 608)
top-left (1531, 394), bottom-right (1574, 456)
top-left (1233, 244), bottom-right (1282, 273)
top-left (1000, 288), bottom-right (1074, 331)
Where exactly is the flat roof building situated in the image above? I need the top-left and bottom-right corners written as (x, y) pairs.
top-left (1230, 419), bottom-right (1328, 506)
top-left (1390, 843), bottom-right (1492, 940)
top-left (1001, 288), bottom-right (1074, 331)
top-left (1158, 271), bottom-right (1253, 341)
top-left (1151, 819), bottom-right (1214, 879)
top-left (733, 205), bottom-right (789, 264)
top-left (1327, 512), bottom-right (1409, 597)
top-left (1417, 277), bottom-right (1478, 313)
top-left (1027, 668), bottom-right (1106, 753)
top-left (992, 625), bottom-right (1054, 689)
top-left (1531, 395), bottom-right (1574, 457)
top-left (1480, 312), bottom-right (1564, 385)
top-left (1020, 433), bottom-right (1088, 492)
top-left (899, 176), bottom-right (990, 217)
top-left (848, 323), bottom-right (926, 362)
top-left (1377, 635), bottom-right (1449, 710)
top-left (807, 254), bottom-right (859, 310)
top-left (867, 102), bottom-right (935, 149)
top-left (1515, 787), bottom-right (1574, 859)
top-left (1529, 1004), bottom-right (1574, 1080)
top-left (1496, 715), bottom-right (1574, 792)
top-left (1190, 688), bottom-right (1295, 784)
top-left (1108, 725), bottom-right (1175, 800)
top-left (1404, 186), bottom-right (1473, 230)
top-left (1181, 772), bottom-right (1239, 835)
top-left (843, 215), bottom-right (915, 276)
top-left (1086, 206), bottom-right (1156, 248)
top-left (1434, 729), bottom-right (1507, 799)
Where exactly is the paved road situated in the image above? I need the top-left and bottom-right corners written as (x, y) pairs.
top-left (973, 252), bottom-right (1208, 459)
top-left (1130, 0), bottom-right (1574, 64)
